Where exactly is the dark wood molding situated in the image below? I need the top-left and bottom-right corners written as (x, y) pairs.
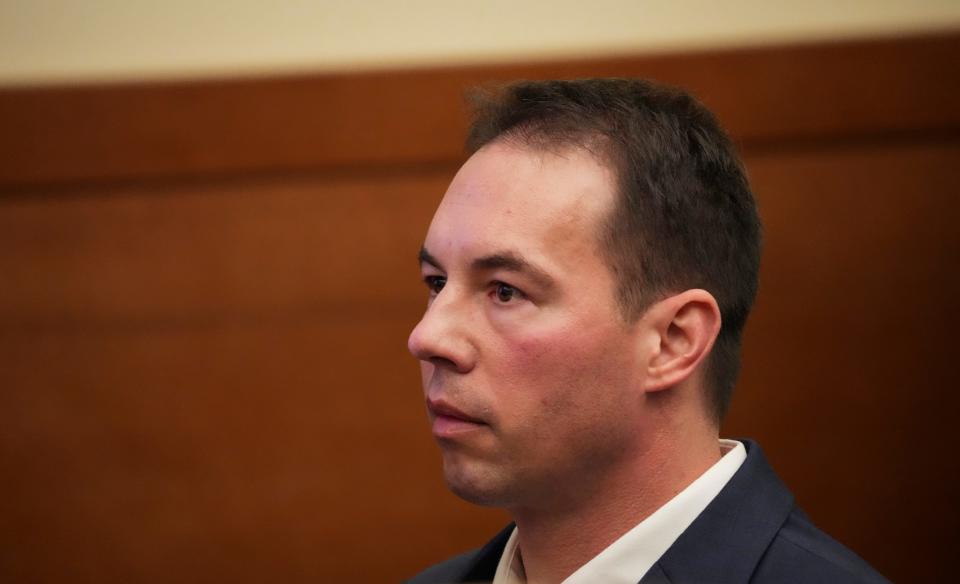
top-left (1, 32), bottom-right (958, 188)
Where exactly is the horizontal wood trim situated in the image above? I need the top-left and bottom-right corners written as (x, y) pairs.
top-left (1, 32), bottom-right (958, 188)
top-left (0, 169), bottom-right (449, 325)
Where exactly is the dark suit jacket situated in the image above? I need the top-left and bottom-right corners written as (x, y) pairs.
top-left (407, 441), bottom-right (889, 583)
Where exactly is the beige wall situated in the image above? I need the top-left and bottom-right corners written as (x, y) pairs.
top-left (2, 0), bottom-right (959, 87)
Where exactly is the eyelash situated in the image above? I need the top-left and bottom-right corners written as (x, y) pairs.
top-left (492, 282), bottom-right (523, 303)
top-left (422, 276), bottom-right (525, 304)
top-left (424, 275), bottom-right (446, 294)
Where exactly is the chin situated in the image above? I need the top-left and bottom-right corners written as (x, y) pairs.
top-left (442, 455), bottom-right (513, 507)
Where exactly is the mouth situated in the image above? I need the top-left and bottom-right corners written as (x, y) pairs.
top-left (426, 398), bottom-right (488, 439)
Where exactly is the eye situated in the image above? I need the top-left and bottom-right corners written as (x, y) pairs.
top-left (494, 282), bottom-right (521, 303)
top-left (424, 275), bottom-right (446, 294)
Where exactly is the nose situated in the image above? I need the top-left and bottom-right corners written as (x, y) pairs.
top-left (407, 291), bottom-right (476, 374)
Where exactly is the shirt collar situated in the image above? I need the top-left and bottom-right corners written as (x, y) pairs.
top-left (493, 439), bottom-right (747, 584)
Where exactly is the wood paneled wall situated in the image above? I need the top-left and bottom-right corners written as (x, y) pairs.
top-left (1, 33), bottom-right (957, 583)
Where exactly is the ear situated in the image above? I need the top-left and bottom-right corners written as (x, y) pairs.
top-left (641, 289), bottom-right (722, 393)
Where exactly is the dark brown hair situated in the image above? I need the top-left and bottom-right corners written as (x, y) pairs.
top-left (467, 78), bottom-right (761, 420)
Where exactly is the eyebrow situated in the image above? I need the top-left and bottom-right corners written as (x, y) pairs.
top-left (419, 246), bottom-right (557, 291)
top-left (418, 247), bottom-right (444, 271)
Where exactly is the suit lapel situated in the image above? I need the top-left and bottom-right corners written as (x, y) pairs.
top-left (637, 562), bottom-right (673, 583)
top-left (459, 523), bottom-right (515, 582)
top-left (639, 441), bottom-right (795, 583)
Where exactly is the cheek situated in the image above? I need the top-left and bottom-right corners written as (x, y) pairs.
top-left (499, 322), bottom-right (629, 403)
top-left (496, 324), bottom-right (640, 466)
top-left (515, 334), bottom-right (597, 377)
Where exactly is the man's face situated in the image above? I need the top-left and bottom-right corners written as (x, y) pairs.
top-left (408, 141), bottom-right (647, 511)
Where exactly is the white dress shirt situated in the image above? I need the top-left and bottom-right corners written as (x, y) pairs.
top-left (492, 439), bottom-right (747, 584)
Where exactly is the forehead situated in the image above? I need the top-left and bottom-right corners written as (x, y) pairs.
top-left (425, 141), bottom-right (617, 264)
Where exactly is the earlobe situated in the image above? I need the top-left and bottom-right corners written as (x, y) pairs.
top-left (642, 289), bottom-right (722, 393)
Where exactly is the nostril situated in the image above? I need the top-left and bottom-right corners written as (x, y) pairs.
top-left (429, 356), bottom-right (459, 370)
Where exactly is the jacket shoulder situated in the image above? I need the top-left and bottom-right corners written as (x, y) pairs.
top-left (752, 508), bottom-right (890, 584)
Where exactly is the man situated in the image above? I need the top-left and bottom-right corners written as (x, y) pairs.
top-left (406, 79), bottom-right (887, 583)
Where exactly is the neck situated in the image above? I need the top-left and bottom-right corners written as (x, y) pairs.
top-left (509, 417), bottom-right (721, 583)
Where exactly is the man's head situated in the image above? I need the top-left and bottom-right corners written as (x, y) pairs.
top-left (407, 78), bottom-right (760, 510)
top-left (467, 79), bottom-right (761, 420)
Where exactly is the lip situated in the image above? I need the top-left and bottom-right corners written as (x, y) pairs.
top-left (427, 398), bottom-right (487, 439)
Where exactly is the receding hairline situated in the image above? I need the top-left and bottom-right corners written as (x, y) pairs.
top-left (472, 126), bottom-right (617, 174)
top-left (472, 132), bottom-right (644, 317)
